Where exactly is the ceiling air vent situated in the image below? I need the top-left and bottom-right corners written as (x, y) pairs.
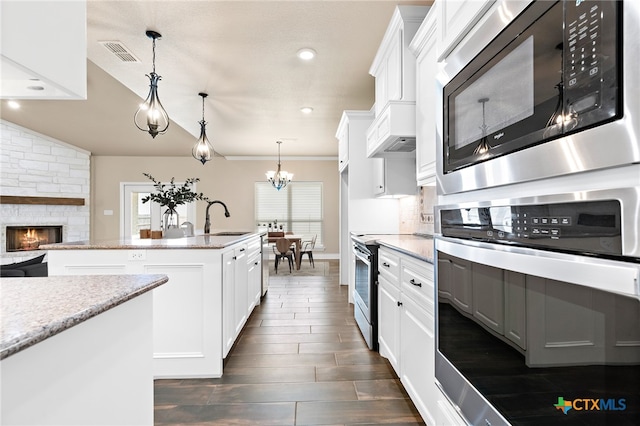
top-left (99, 41), bottom-right (140, 63)
top-left (384, 137), bottom-right (416, 153)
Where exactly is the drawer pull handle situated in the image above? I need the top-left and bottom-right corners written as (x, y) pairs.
top-left (382, 262), bottom-right (390, 267)
top-left (254, 261), bottom-right (259, 265)
top-left (410, 279), bottom-right (422, 287)
top-left (240, 248), bottom-right (246, 252)
top-left (397, 301), bottom-right (403, 307)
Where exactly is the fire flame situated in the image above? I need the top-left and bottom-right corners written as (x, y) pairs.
top-left (21, 228), bottom-right (47, 250)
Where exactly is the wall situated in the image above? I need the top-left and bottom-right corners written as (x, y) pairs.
top-left (399, 185), bottom-right (436, 235)
top-left (91, 156), bottom-right (340, 255)
top-left (0, 120), bottom-right (90, 262)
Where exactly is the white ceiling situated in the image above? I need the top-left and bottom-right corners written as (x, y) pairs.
top-left (1, 0), bottom-right (430, 158)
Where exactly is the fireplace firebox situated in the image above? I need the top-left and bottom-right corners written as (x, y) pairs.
top-left (6, 226), bottom-right (63, 252)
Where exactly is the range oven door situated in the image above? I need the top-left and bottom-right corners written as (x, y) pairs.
top-left (435, 236), bottom-right (640, 426)
top-left (353, 242), bottom-right (378, 350)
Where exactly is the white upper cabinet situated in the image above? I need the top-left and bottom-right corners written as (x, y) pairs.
top-left (0, 1), bottom-right (87, 99)
top-left (337, 118), bottom-right (350, 173)
top-left (436, 0), bottom-right (495, 61)
top-left (372, 157), bottom-right (417, 198)
top-left (409, 4), bottom-right (439, 186)
top-left (367, 5), bottom-right (430, 158)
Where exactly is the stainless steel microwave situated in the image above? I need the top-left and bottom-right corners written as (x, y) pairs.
top-left (436, 0), bottom-right (640, 195)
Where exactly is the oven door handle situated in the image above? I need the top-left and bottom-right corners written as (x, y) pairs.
top-left (353, 245), bottom-right (371, 260)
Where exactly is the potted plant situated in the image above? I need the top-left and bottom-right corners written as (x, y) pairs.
top-left (141, 173), bottom-right (209, 235)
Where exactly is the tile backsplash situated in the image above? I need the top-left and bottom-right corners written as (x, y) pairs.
top-left (399, 186), bottom-right (436, 235)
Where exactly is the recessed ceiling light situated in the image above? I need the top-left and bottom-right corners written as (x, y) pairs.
top-left (300, 107), bottom-right (314, 114)
top-left (297, 48), bottom-right (316, 61)
top-left (7, 100), bottom-right (20, 109)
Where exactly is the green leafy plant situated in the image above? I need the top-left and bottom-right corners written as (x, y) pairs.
top-left (141, 173), bottom-right (209, 210)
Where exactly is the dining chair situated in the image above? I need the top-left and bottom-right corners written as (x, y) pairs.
top-left (273, 237), bottom-right (294, 273)
top-left (299, 234), bottom-right (317, 268)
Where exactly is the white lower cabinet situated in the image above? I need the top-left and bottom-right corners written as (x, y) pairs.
top-left (377, 247), bottom-right (441, 425)
top-left (378, 274), bottom-right (401, 374)
top-left (222, 239), bottom-right (259, 359)
top-left (400, 294), bottom-right (436, 426)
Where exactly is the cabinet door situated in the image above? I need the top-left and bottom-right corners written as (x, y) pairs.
top-left (415, 15), bottom-right (438, 184)
top-left (386, 30), bottom-right (403, 102)
top-left (222, 250), bottom-right (236, 358)
top-left (400, 295), bottom-right (436, 426)
top-left (372, 158), bottom-right (386, 196)
top-left (378, 276), bottom-right (401, 374)
top-left (338, 124), bottom-right (349, 172)
top-left (234, 246), bottom-right (248, 337)
top-left (248, 255), bottom-right (261, 312)
top-left (472, 263), bottom-right (504, 335)
top-left (438, 0), bottom-right (493, 59)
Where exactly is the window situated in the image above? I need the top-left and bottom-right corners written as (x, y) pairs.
top-left (255, 182), bottom-right (323, 247)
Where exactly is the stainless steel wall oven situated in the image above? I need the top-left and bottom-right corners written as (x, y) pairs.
top-left (352, 236), bottom-right (379, 350)
top-left (435, 189), bottom-right (640, 425)
top-left (436, 0), bottom-right (639, 195)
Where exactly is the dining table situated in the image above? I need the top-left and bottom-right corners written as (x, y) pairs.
top-left (267, 234), bottom-right (306, 270)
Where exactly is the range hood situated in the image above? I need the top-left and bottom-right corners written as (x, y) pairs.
top-left (366, 101), bottom-right (417, 158)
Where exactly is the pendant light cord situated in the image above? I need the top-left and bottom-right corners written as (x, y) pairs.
top-left (152, 36), bottom-right (157, 74)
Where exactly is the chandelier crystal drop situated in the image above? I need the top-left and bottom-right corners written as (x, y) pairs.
top-left (266, 141), bottom-right (293, 191)
top-left (134, 30), bottom-right (170, 138)
top-left (192, 92), bottom-right (214, 165)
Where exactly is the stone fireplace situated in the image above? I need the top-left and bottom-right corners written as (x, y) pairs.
top-left (1, 120), bottom-right (90, 263)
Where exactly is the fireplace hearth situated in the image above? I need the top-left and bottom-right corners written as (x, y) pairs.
top-left (6, 226), bottom-right (63, 252)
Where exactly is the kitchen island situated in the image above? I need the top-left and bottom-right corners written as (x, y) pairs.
top-left (42, 232), bottom-right (264, 379)
top-left (1, 274), bottom-right (168, 425)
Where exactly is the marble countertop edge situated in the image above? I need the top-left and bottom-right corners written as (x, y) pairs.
top-left (0, 274), bottom-right (169, 360)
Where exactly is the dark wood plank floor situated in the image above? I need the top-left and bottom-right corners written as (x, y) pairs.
top-left (154, 260), bottom-right (426, 425)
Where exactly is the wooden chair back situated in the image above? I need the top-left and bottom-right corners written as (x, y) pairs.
top-left (275, 238), bottom-right (292, 254)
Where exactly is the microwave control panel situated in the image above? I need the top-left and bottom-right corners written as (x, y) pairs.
top-left (564, 0), bottom-right (620, 128)
top-left (440, 199), bottom-right (622, 257)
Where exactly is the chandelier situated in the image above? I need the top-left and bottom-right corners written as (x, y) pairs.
top-left (266, 141), bottom-right (293, 190)
top-left (192, 92), bottom-right (214, 165)
top-left (134, 30), bottom-right (170, 138)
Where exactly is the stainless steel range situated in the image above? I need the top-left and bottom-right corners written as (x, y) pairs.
top-left (352, 235), bottom-right (379, 350)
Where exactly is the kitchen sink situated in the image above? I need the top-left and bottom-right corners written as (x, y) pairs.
top-left (207, 232), bottom-right (250, 236)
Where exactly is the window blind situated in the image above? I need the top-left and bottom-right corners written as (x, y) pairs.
top-left (255, 182), bottom-right (323, 247)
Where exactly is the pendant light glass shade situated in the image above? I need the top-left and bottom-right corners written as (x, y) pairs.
top-left (192, 92), bottom-right (214, 165)
top-left (134, 30), bottom-right (170, 138)
top-left (266, 141), bottom-right (293, 191)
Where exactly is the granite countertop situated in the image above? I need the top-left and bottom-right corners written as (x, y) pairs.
top-left (0, 274), bottom-right (168, 360)
top-left (353, 233), bottom-right (435, 263)
top-left (41, 231), bottom-right (263, 250)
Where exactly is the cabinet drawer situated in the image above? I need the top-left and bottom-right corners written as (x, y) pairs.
top-left (378, 248), bottom-right (400, 285)
top-left (401, 258), bottom-right (434, 314)
top-left (246, 238), bottom-right (261, 260)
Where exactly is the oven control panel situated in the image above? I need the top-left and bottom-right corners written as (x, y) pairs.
top-left (440, 199), bottom-right (622, 257)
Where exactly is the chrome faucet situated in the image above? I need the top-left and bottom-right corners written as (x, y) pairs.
top-left (204, 200), bottom-right (230, 234)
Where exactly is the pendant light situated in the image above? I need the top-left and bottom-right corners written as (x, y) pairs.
top-left (192, 92), bottom-right (214, 165)
top-left (266, 141), bottom-right (293, 191)
top-left (134, 30), bottom-right (170, 138)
